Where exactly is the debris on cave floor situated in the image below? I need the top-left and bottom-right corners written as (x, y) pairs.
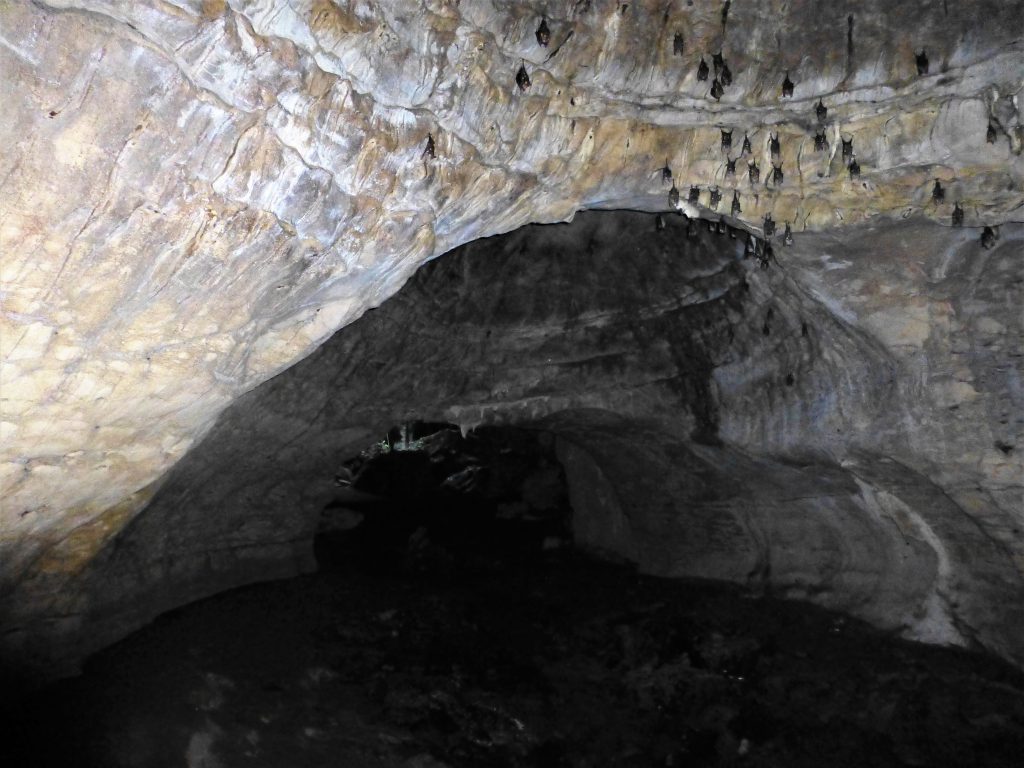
top-left (9, 544), bottom-right (1024, 768)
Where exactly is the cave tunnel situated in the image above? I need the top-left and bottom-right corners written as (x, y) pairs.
top-left (4, 0), bottom-right (1024, 763)
top-left (312, 421), bottom-right (574, 574)
top-left (3, 210), bottom-right (1023, 767)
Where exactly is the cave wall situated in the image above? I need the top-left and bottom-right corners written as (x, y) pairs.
top-left (6, 210), bottom-right (1019, 677)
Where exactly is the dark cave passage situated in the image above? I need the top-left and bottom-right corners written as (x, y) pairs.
top-left (26, 210), bottom-right (1018, 686)
top-left (3, 211), bottom-right (1021, 768)
top-left (313, 422), bottom-right (573, 576)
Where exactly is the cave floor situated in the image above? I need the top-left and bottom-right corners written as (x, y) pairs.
top-left (11, 546), bottom-right (1024, 768)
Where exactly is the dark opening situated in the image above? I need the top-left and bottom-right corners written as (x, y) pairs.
top-left (314, 422), bottom-right (572, 576)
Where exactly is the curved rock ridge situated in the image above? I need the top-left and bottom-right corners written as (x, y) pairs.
top-left (4, 210), bottom-right (1020, 678)
top-left (0, 2), bottom-right (1022, 670)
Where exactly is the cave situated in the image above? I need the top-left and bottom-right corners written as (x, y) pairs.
top-left (5, 208), bottom-right (1024, 766)
top-left (312, 421), bottom-right (573, 573)
top-left (1, 0), bottom-right (1023, 766)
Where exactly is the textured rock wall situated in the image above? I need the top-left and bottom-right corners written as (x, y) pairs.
top-left (0, 1), bottom-right (1022, 674)
top-left (6, 210), bottom-right (1019, 678)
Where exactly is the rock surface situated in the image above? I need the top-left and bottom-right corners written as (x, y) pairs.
top-left (0, 1), bottom-right (1022, 674)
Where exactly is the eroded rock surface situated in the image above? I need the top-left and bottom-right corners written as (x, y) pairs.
top-left (0, 1), bottom-right (1022, 675)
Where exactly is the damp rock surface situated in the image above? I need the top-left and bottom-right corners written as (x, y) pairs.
top-left (6, 549), bottom-right (1024, 768)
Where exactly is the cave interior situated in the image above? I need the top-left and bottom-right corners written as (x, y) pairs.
top-left (1, 0), bottom-right (1023, 765)
top-left (4, 209), bottom-right (1024, 767)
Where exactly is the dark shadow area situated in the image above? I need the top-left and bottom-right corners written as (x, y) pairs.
top-left (314, 422), bottom-right (572, 576)
top-left (4, 433), bottom-right (1024, 766)
top-left (17, 211), bottom-right (1020, 686)
top-left (2, 213), bottom-right (1021, 766)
